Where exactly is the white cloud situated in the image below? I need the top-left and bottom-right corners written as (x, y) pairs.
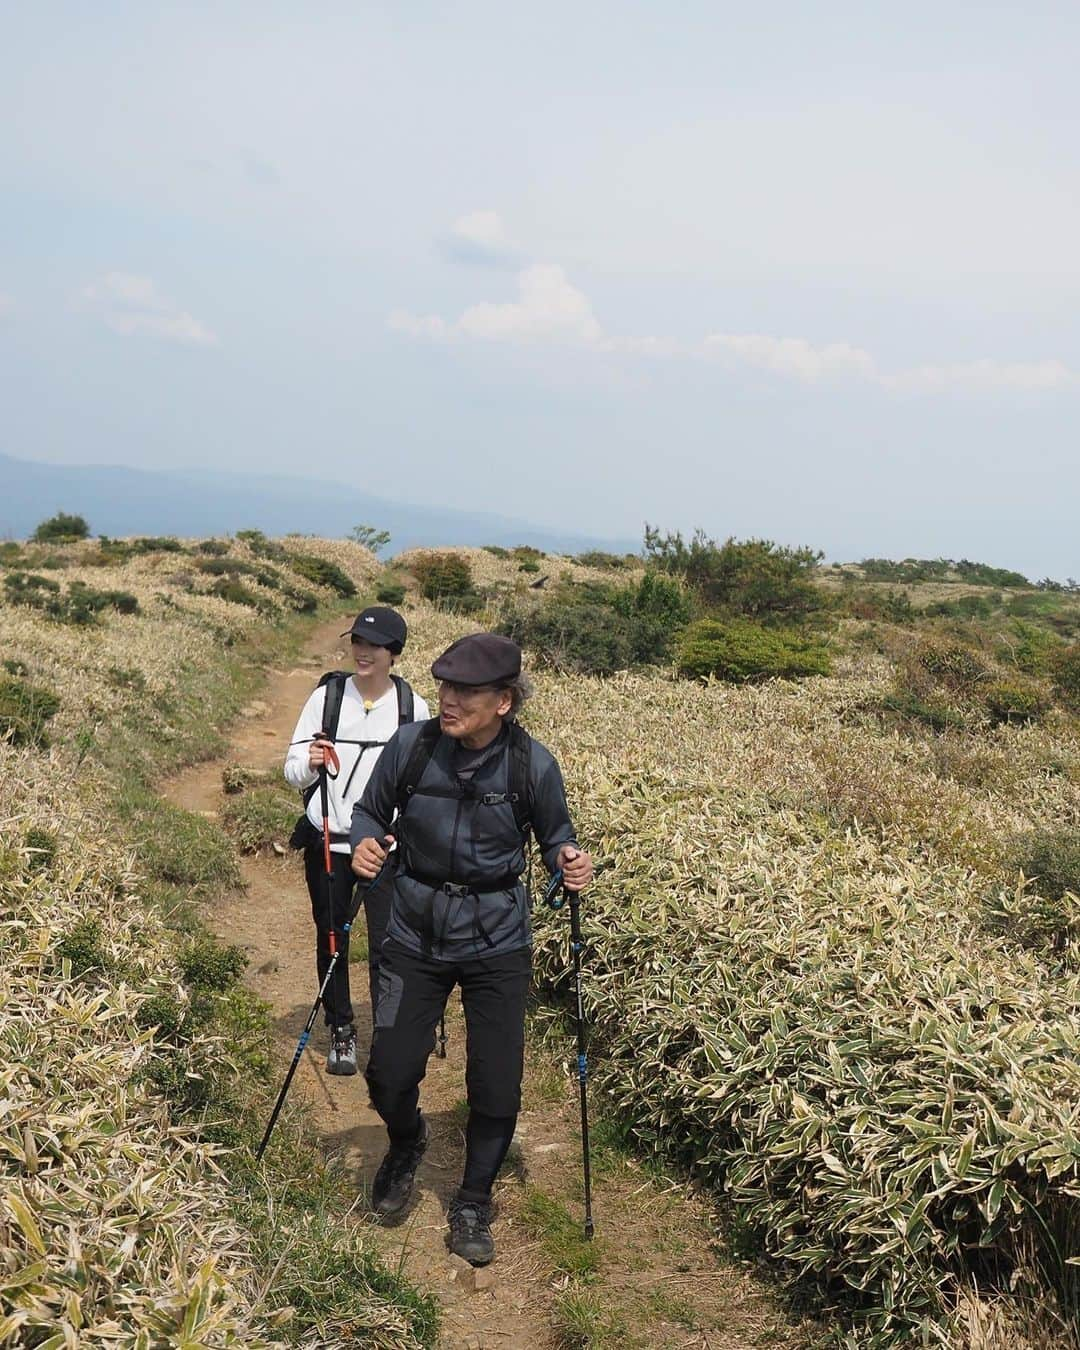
top-left (391, 264), bottom-right (602, 346)
top-left (391, 263), bottom-right (1076, 395)
top-left (885, 358), bottom-right (1075, 393)
top-left (82, 272), bottom-right (218, 346)
top-left (705, 333), bottom-right (877, 384)
top-left (453, 210), bottom-right (505, 248)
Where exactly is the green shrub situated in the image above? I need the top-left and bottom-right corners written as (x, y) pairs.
top-left (198, 538), bottom-right (230, 556)
top-left (179, 934), bottom-right (247, 992)
top-left (501, 602), bottom-right (633, 676)
top-left (221, 785), bottom-right (299, 853)
top-left (645, 526), bottom-right (825, 623)
top-left (0, 542), bottom-right (24, 565)
top-left (375, 580), bottom-right (407, 605)
top-left (677, 619), bottom-right (831, 682)
top-left (132, 536), bottom-right (185, 554)
top-left (482, 544), bottom-right (509, 558)
top-left (280, 584), bottom-right (317, 613)
top-left (136, 992), bottom-right (186, 1040)
top-left (878, 690), bottom-right (969, 733)
top-left (997, 620), bottom-right (1062, 676)
top-left (0, 675), bottom-right (60, 746)
top-left (576, 550), bottom-right (631, 570)
top-left (411, 551), bottom-right (473, 601)
top-left (24, 826), bottom-right (58, 873)
top-left (106, 664), bottom-right (147, 693)
top-left (1009, 827), bottom-right (1080, 902)
top-left (1052, 644), bottom-right (1080, 711)
top-left (236, 528), bottom-right (288, 561)
top-left (982, 678), bottom-right (1049, 726)
top-left (207, 577), bottom-right (275, 611)
top-left (512, 545), bottom-right (546, 561)
top-left (615, 571), bottom-right (693, 664)
top-left (197, 556), bottom-right (261, 578)
top-left (518, 558), bottom-right (541, 574)
top-left (288, 552), bottom-right (357, 597)
top-left (33, 511), bottom-right (90, 542)
top-left (4, 570), bottom-right (61, 605)
top-left (56, 916), bottom-right (111, 978)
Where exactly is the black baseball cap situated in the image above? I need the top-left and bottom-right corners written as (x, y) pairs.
top-left (431, 633), bottom-right (521, 686)
top-left (342, 606), bottom-right (408, 652)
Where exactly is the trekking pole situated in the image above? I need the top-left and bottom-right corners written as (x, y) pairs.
top-left (437, 1014), bottom-right (447, 1059)
top-left (256, 743), bottom-right (351, 1162)
top-left (544, 868), bottom-right (594, 1239)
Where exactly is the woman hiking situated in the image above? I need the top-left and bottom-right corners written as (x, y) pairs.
top-left (350, 632), bottom-right (592, 1265)
top-left (284, 606), bottom-right (429, 1075)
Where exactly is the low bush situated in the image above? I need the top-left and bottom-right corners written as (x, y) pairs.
top-left (206, 577), bottom-right (275, 611)
top-left (1052, 643), bottom-right (1080, 711)
top-left (179, 933), bottom-right (247, 992)
top-left (983, 678), bottom-right (1050, 726)
top-left (1009, 827), bottom-right (1080, 902)
top-left (288, 552), bottom-right (357, 598)
top-left (575, 550), bottom-right (632, 570)
top-left (0, 674), bottom-right (60, 746)
top-left (24, 826), bottom-right (58, 872)
top-left (844, 588), bottom-right (915, 623)
top-left (502, 601), bottom-right (633, 676)
top-left (0, 542), bottom-right (24, 565)
top-left (56, 915), bottom-right (112, 978)
top-left (220, 784), bottom-right (300, 853)
top-left (236, 528), bottom-right (288, 562)
top-left (410, 551), bottom-right (483, 612)
top-left (197, 538), bottom-right (230, 556)
top-left (677, 619), bottom-right (831, 682)
top-left (646, 526), bottom-right (826, 623)
top-left (376, 579), bottom-right (407, 605)
top-left (482, 544), bottom-right (509, 558)
top-left (518, 558), bottom-right (541, 573)
top-left (33, 511), bottom-right (90, 542)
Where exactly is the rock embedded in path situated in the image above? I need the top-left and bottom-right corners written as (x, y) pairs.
top-left (447, 1253), bottom-right (497, 1295)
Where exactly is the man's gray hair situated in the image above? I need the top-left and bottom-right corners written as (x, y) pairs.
top-left (503, 670), bottom-right (534, 718)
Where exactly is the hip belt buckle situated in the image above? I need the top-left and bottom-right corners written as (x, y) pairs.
top-left (441, 881), bottom-right (472, 898)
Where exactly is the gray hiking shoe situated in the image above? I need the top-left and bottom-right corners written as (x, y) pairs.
top-left (448, 1194), bottom-right (495, 1266)
top-left (371, 1115), bottom-right (429, 1219)
top-left (326, 1024), bottom-right (358, 1076)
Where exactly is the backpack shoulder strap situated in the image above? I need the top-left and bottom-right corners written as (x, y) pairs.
top-left (395, 717), bottom-right (443, 815)
top-left (317, 671), bottom-right (350, 741)
top-left (506, 720), bottom-right (533, 837)
top-left (391, 673), bottom-right (415, 726)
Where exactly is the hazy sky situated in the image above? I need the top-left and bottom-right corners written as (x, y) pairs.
top-left (2, 3), bottom-right (1078, 576)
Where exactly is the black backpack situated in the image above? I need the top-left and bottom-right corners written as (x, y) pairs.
top-left (300, 671), bottom-right (416, 807)
top-left (393, 717), bottom-right (533, 840)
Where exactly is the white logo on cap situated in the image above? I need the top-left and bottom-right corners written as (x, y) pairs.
top-left (364, 616), bottom-right (374, 622)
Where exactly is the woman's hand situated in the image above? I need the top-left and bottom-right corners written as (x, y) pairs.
top-left (352, 834), bottom-right (395, 880)
top-left (308, 736), bottom-right (332, 770)
top-left (556, 844), bottom-right (593, 893)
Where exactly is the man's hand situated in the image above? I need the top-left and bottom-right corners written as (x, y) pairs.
top-left (556, 844), bottom-right (593, 893)
top-left (352, 834), bottom-right (395, 880)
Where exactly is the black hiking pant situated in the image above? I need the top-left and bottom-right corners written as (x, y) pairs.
top-left (303, 844), bottom-right (392, 1029)
top-left (366, 938), bottom-right (530, 1196)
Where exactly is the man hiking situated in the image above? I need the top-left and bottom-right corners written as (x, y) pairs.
top-left (351, 632), bottom-right (592, 1265)
top-left (285, 606), bottom-right (429, 1075)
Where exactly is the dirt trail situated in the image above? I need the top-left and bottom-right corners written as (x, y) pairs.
top-left (164, 619), bottom-right (804, 1350)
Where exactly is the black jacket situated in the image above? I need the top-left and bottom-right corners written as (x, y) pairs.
top-left (351, 721), bottom-right (577, 960)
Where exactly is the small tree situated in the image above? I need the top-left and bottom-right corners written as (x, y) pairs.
top-left (33, 512), bottom-right (89, 543)
top-left (349, 524), bottom-right (391, 556)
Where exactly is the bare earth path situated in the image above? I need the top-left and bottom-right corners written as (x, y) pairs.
top-left (163, 619), bottom-right (807, 1350)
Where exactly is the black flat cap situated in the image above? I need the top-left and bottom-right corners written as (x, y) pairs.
top-left (341, 606), bottom-right (408, 651)
top-left (431, 633), bottom-right (521, 686)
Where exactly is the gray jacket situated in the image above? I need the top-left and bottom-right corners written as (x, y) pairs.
top-left (351, 720), bottom-right (578, 961)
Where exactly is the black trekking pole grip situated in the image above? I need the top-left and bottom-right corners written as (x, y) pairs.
top-left (255, 855), bottom-right (386, 1162)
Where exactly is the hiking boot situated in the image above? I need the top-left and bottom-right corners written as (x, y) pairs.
top-left (371, 1116), bottom-right (429, 1218)
top-left (447, 1194), bottom-right (495, 1266)
top-left (326, 1024), bottom-right (357, 1076)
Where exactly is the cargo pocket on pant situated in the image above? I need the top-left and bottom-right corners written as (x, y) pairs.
top-left (375, 965), bottom-right (405, 1030)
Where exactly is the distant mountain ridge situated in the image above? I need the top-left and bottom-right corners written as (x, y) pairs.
top-left (0, 454), bottom-right (639, 556)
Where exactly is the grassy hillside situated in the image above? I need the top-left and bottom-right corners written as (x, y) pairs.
top-left (3, 528), bottom-right (1078, 1346)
